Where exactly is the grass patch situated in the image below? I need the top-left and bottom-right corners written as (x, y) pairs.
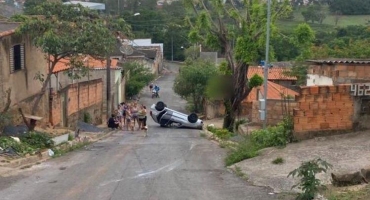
top-left (219, 141), bottom-right (228, 148)
top-left (225, 139), bottom-right (260, 166)
top-left (232, 166), bottom-right (248, 180)
top-left (52, 141), bottom-right (90, 158)
top-left (224, 117), bottom-right (294, 166)
top-left (272, 157), bottom-right (284, 165)
top-left (207, 126), bottom-right (233, 140)
top-left (277, 10), bottom-right (369, 33)
top-left (323, 185), bottom-right (370, 200)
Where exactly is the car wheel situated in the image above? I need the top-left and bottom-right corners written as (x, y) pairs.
top-left (160, 124), bottom-right (167, 127)
top-left (187, 113), bottom-right (198, 123)
top-left (155, 101), bottom-right (166, 111)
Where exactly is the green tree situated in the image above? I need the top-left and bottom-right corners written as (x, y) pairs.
top-left (120, 1), bottom-right (191, 61)
top-left (14, 2), bottom-right (131, 116)
top-left (285, 23), bottom-right (315, 86)
top-left (328, 0), bottom-right (370, 15)
top-left (124, 62), bottom-right (155, 98)
top-left (23, 0), bottom-right (47, 14)
top-left (294, 23), bottom-right (315, 61)
top-left (301, 5), bottom-right (327, 24)
top-left (184, 45), bottom-right (201, 61)
top-left (184, 0), bottom-right (291, 130)
top-left (173, 60), bottom-right (217, 113)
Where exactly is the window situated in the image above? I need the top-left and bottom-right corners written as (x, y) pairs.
top-left (9, 44), bottom-right (25, 73)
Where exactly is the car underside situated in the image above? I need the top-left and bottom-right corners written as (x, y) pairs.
top-left (150, 101), bottom-right (203, 130)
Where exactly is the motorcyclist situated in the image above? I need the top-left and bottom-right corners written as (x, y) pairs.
top-left (153, 85), bottom-right (160, 98)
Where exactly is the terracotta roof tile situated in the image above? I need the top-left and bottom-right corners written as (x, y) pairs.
top-left (0, 22), bottom-right (19, 38)
top-left (52, 56), bottom-right (120, 73)
top-left (244, 81), bottom-right (298, 102)
top-left (247, 67), bottom-right (297, 81)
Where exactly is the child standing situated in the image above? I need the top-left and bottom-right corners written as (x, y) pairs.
top-left (125, 104), bottom-right (134, 131)
top-left (138, 105), bottom-right (148, 137)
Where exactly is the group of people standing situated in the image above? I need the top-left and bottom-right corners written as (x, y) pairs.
top-left (107, 101), bottom-right (148, 136)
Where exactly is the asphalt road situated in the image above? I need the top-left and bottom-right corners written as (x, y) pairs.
top-left (0, 62), bottom-right (279, 200)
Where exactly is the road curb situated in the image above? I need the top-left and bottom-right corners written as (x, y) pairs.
top-left (0, 129), bottom-right (117, 172)
top-left (201, 127), bottom-right (238, 147)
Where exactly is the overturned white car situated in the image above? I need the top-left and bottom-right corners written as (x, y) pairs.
top-left (150, 101), bottom-right (203, 130)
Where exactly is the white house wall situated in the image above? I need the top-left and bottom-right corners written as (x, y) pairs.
top-left (306, 74), bottom-right (333, 86)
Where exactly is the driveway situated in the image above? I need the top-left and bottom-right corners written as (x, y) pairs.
top-left (0, 62), bottom-right (279, 200)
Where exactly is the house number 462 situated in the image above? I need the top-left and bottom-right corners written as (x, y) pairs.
top-left (351, 83), bottom-right (370, 96)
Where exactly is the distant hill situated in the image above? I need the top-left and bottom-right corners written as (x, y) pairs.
top-left (0, 3), bottom-right (22, 18)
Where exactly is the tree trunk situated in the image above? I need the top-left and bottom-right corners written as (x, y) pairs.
top-left (193, 94), bottom-right (198, 113)
top-left (31, 61), bottom-right (56, 115)
top-left (24, 59), bottom-right (57, 131)
top-left (1, 88), bottom-right (11, 114)
top-left (223, 99), bottom-right (235, 131)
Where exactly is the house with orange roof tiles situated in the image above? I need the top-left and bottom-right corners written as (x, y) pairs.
top-left (204, 67), bottom-right (299, 121)
top-left (238, 80), bottom-right (299, 126)
top-left (0, 21), bottom-right (50, 124)
top-left (247, 66), bottom-right (297, 88)
top-left (49, 56), bottom-right (125, 127)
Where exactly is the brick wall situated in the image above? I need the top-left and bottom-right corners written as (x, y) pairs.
top-left (240, 101), bottom-right (253, 116)
top-left (250, 99), bottom-right (297, 125)
top-left (308, 64), bottom-right (370, 84)
top-left (50, 79), bottom-right (103, 127)
top-left (293, 85), bottom-right (354, 139)
top-left (203, 99), bottom-right (225, 119)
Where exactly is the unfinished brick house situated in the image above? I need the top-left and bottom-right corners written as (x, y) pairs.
top-left (49, 56), bottom-right (123, 127)
top-left (306, 59), bottom-right (370, 85)
top-left (292, 59), bottom-right (370, 139)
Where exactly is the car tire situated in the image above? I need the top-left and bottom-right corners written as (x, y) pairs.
top-left (188, 113), bottom-right (198, 123)
top-left (155, 101), bottom-right (166, 111)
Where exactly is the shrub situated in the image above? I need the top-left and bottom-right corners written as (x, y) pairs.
top-left (207, 126), bottom-right (217, 133)
top-left (83, 112), bottom-right (92, 123)
top-left (214, 129), bottom-right (233, 140)
top-left (225, 139), bottom-right (259, 166)
top-left (126, 80), bottom-right (146, 97)
top-left (272, 157), bottom-right (284, 165)
top-left (20, 132), bottom-right (54, 149)
top-left (225, 116), bottom-right (294, 166)
top-left (288, 158), bottom-right (332, 200)
top-left (207, 127), bottom-right (233, 140)
top-left (250, 123), bottom-right (287, 148)
top-left (282, 116), bottom-right (295, 143)
top-left (234, 119), bottom-right (247, 130)
top-left (0, 137), bottom-right (35, 156)
top-left (124, 62), bottom-right (155, 98)
top-left (248, 74), bottom-right (263, 88)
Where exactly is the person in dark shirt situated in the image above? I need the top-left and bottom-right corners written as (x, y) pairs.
top-left (107, 114), bottom-right (119, 129)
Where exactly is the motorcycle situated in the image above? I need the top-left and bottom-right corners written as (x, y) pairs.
top-left (152, 90), bottom-right (159, 98)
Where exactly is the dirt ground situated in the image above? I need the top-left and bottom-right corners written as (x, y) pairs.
top-left (233, 130), bottom-right (370, 193)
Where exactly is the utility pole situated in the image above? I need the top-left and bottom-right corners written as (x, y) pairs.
top-left (263, 0), bottom-right (272, 129)
top-left (171, 35), bottom-right (173, 61)
top-left (106, 55), bottom-right (111, 118)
